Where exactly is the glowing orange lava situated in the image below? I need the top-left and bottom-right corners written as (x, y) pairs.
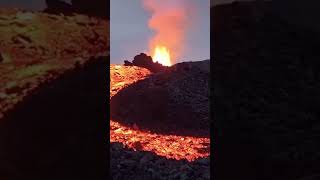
top-left (152, 45), bottom-right (171, 66)
top-left (110, 65), bottom-right (210, 161)
top-left (110, 121), bottom-right (210, 161)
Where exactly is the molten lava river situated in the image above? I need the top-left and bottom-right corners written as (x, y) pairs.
top-left (110, 65), bottom-right (210, 161)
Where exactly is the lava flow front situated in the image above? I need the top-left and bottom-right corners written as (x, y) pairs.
top-left (110, 65), bottom-right (210, 161)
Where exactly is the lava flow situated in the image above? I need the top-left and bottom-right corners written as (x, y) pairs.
top-left (110, 65), bottom-right (210, 161)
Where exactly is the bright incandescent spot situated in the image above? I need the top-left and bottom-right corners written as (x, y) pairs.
top-left (152, 45), bottom-right (171, 66)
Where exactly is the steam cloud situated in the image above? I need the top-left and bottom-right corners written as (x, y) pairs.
top-left (142, 0), bottom-right (193, 63)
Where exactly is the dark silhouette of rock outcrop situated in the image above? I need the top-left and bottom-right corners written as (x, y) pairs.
top-left (124, 53), bottom-right (168, 73)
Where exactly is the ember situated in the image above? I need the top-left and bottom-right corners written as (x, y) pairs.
top-left (110, 65), bottom-right (210, 161)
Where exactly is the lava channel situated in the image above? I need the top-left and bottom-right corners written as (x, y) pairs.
top-left (110, 65), bottom-right (210, 161)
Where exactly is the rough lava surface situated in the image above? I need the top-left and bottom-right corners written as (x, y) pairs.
top-left (110, 64), bottom-right (210, 180)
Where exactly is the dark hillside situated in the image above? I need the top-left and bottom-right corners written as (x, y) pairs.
top-left (111, 60), bottom-right (210, 137)
top-left (0, 57), bottom-right (108, 180)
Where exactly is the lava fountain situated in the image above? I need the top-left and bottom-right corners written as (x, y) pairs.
top-left (152, 45), bottom-right (171, 66)
top-left (143, 0), bottom-right (193, 65)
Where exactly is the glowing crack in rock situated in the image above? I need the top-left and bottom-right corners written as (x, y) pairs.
top-left (110, 65), bottom-right (210, 161)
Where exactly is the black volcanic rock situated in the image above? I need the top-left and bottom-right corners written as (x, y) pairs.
top-left (111, 60), bottom-right (210, 137)
top-left (124, 60), bottom-right (133, 66)
top-left (124, 53), bottom-right (168, 73)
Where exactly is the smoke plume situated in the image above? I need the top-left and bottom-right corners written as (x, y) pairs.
top-left (142, 0), bottom-right (193, 63)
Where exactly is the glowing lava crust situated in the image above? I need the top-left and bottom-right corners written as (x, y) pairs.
top-left (110, 65), bottom-right (210, 161)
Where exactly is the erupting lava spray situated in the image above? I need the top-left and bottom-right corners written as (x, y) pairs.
top-left (142, 0), bottom-right (192, 66)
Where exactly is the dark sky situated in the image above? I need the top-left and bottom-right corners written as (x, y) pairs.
top-left (110, 0), bottom-right (210, 64)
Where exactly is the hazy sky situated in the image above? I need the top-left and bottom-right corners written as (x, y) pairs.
top-left (110, 0), bottom-right (210, 64)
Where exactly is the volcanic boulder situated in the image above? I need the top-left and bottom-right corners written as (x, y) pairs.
top-left (111, 60), bottom-right (210, 137)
